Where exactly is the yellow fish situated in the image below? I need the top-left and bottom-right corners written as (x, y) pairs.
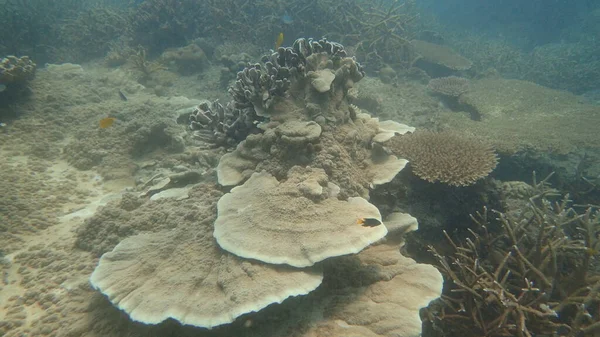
top-left (275, 32), bottom-right (284, 49)
top-left (99, 117), bottom-right (116, 129)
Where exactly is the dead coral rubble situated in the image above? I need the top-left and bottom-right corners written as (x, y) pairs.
top-left (428, 176), bottom-right (600, 337)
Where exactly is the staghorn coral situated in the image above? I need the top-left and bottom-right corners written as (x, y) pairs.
top-left (427, 76), bottom-right (470, 97)
top-left (427, 176), bottom-right (600, 337)
top-left (389, 130), bottom-right (498, 186)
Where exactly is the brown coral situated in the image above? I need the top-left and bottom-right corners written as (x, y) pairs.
top-left (427, 76), bottom-right (469, 97)
top-left (389, 130), bottom-right (498, 186)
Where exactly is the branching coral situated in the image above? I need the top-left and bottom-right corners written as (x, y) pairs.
top-left (428, 175), bottom-right (600, 336)
top-left (388, 130), bottom-right (498, 186)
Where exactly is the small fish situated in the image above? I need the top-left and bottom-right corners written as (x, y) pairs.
top-left (118, 89), bottom-right (127, 101)
top-left (281, 12), bottom-right (293, 25)
top-left (0, 83), bottom-right (6, 92)
top-left (275, 32), bottom-right (284, 49)
top-left (586, 247), bottom-right (598, 256)
top-left (99, 117), bottom-right (116, 129)
top-left (357, 218), bottom-right (382, 227)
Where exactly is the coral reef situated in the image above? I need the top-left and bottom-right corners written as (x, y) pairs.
top-left (214, 168), bottom-right (387, 267)
top-left (427, 176), bottom-right (600, 336)
top-left (228, 38), bottom-right (363, 118)
top-left (438, 78), bottom-right (600, 154)
top-left (59, 7), bottom-right (130, 61)
top-left (389, 130), bottom-right (498, 186)
top-left (427, 76), bottom-right (470, 97)
top-left (0, 56), bottom-right (36, 85)
top-left (129, 0), bottom-right (197, 53)
top-left (88, 38), bottom-right (442, 334)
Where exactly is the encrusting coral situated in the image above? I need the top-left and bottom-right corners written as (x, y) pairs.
top-left (427, 175), bottom-right (600, 336)
top-left (389, 130), bottom-right (498, 186)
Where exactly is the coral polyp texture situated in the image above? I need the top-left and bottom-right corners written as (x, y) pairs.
top-left (427, 76), bottom-right (470, 97)
top-left (389, 130), bottom-right (498, 186)
top-left (0, 55), bottom-right (36, 84)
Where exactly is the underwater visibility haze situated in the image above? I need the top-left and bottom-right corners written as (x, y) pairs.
top-left (1, 0), bottom-right (600, 336)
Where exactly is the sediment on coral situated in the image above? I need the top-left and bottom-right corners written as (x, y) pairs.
top-left (427, 175), bottom-right (600, 336)
top-left (388, 130), bottom-right (498, 186)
